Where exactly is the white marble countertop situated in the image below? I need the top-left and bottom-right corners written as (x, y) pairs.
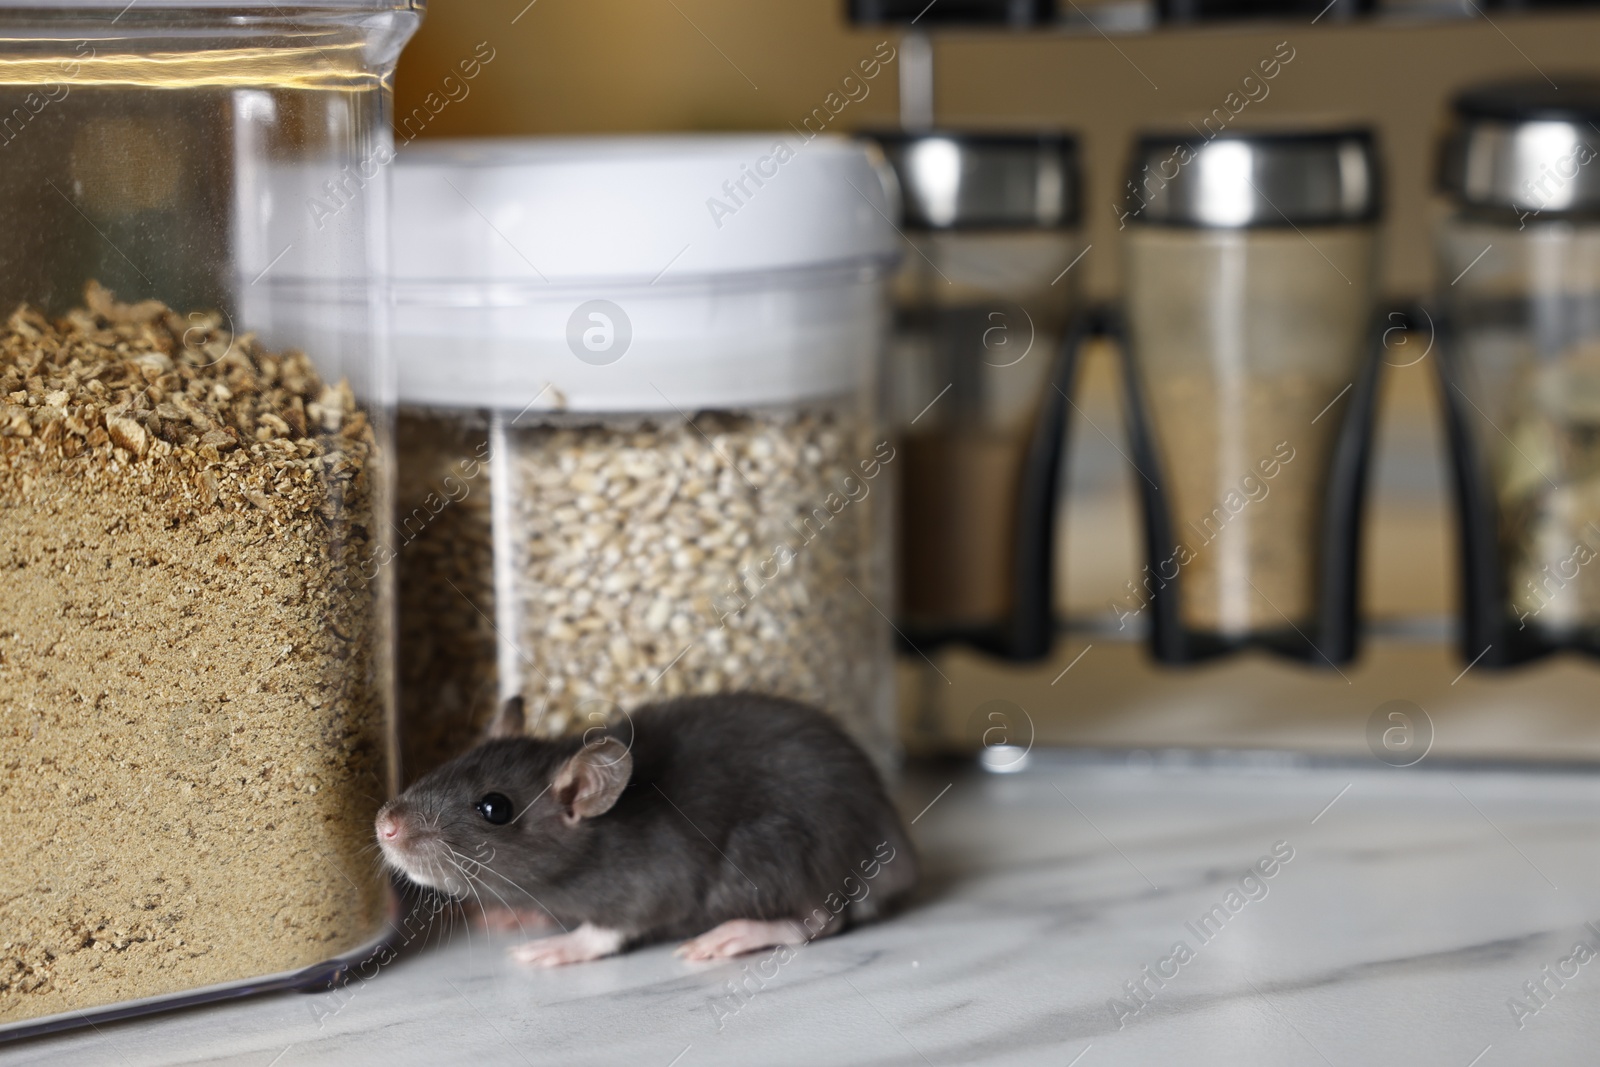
top-left (9, 753), bottom-right (1600, 1066)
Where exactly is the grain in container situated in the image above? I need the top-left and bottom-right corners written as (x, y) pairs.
top-left (389, 137), bottom-right (901, 778)
top-left (0, 0), bottom-right (421, 1037)
top-left (1436, 82), bottom-right (1600, 665)
top-left (1118, 129), bottom-right (1382, 664)
top-left (874, 131), bottom-right (1083, 661)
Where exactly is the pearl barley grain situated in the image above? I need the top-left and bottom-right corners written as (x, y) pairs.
top-left (395, 404), bottom-right (894, 780)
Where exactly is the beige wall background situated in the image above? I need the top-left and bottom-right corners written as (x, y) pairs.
top-left (395, 2), bottom-right (1600, 302)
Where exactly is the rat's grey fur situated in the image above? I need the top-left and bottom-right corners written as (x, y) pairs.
top-left (378, 694), bottom-right (916, 949)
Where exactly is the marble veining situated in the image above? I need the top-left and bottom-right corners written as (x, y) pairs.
top-left (8, 755), bottom-right (1600, 1066)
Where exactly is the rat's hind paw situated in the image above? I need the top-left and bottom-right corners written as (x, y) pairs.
top-left (509, 923), bottom-right (625, 967)
top-left (675, 919), bottom-right (808, 961)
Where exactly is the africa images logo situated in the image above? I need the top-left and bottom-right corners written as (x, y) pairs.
top-left (566, 300), bottom-right (632, 366)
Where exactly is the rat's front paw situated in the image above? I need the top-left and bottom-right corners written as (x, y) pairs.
top-left (509, 923), bottom-right (626, 967)
top-left (675, 919), bottom-right (808, 961)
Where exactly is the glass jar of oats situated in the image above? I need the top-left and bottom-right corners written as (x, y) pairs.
top-left (1119, 129), bottom-right (1382, 665)
top-left (390, 137), bottom-right (900, 779)
top-left (0, 0), bottom-right (421, 1039)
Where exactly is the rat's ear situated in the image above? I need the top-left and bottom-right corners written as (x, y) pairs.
top-left (485, 696), bottom-right (525, 740)
top-left (552, 738), bottom-right (632, 825)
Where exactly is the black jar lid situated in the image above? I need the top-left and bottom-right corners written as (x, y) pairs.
top-left (1452, 80), bottom-right (1600, 124)
top-left (1121, 128), bottom-right (1381, 228)
top-left (1156, 0), bottom-right (1371, 24)
top-left (1440, 81), bottom-right (1600, 218)
top-left (848, 0), bottom-right (1053, 26)
top-left (868, 130), bottom-right (1080, 230)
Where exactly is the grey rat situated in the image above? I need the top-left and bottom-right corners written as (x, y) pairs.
top-left (375, 693), bottom-right (916, 965)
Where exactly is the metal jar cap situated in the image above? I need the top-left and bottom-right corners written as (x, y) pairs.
top-left (870, 131), bottom-right (1080, 230)
top-left (1439, 81), bottom-right (1600, 218)
top-left (1122, 129), bottom-right (1380, 228)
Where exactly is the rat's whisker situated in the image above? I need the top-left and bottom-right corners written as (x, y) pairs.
top-left (445, 847), bottom-right (567, 933)
top-left (449, 856), bottom-right (486, 914)
top-left (433, 889), bottom-right (454, 951)
top-left (426, 893), bottom-right (448, 953)
top-left (442, 855), bottom-right (486, 956)
top-left (465, 872), bottom-right (524, 937)
top-left (442, 886), bottom-right (462, 947)
top-left (445, 849), bottom-right (532, 937)
top-left (413, 866), bottom-right (454, 953)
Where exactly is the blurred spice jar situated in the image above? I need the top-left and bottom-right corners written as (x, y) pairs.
top-left (1436, 82), bottom-right (1600, 665)
top-left (1117, 129), bottom-right (1383, 664)
top-left (874, 131), bottom-right (1083, 661)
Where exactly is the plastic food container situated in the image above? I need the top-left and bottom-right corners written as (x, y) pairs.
top-left (1118, 129), bottom-right (1382, 664)
top-left (389, 137), bottom-right (901, 779)
top-left (0, 0), bottom-right (420, 1038)
top-left (1437, 82), bottom-right (1600, 665)
top-left (873, 131), bottom-right (1083, 660)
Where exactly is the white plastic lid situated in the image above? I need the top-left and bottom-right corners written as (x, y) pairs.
top-left (389, 135), bottom-right (900, 412)
top-left (392, 135), bottom-right (899, 284)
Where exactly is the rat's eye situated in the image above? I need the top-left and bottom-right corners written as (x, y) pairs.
top-left (476, 792), bottom-right (513, 825)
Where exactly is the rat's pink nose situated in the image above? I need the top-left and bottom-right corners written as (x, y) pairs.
top-left (376, 811), bottom-right (403, 842)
